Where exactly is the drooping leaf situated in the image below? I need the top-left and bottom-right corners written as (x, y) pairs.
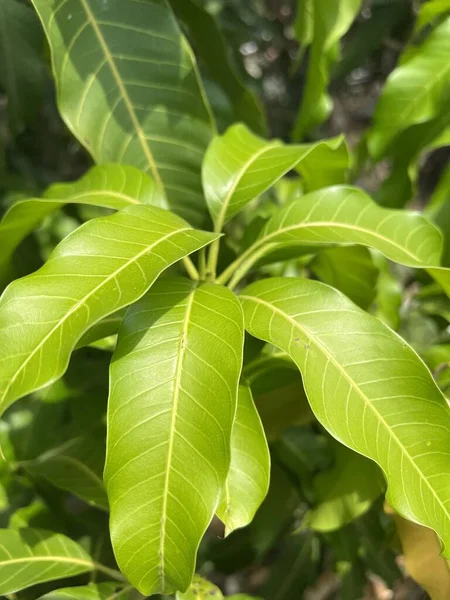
top-left (309, 246), bottom-right (379, 309)
top-left (304, 443), bottom-right (384, 532)
top-left (168, 0), bottom-right (266, 135)
top-left (240, 277), bottom-right (450, 556)
top-left (292, 0), bottom-right (363, 139)
top-left (175, 575), bottom-right (223, 600)
top-left (24, 428), bottom-right (108, 510)
top-left (105, 277), bottom-right (244, 595)
top-left (0, 206), bottom-right (217, 413)
top-left (217, 383), bottom-right (270, 535)
top-left (0, 0), bottom-right (45, 134)
top-left (38, 583), bottom-right (133, 599)
top-left (203, 123), bottom-right (349, 229)
top-left (0, 528), bottom-right (95, 595)
top-left (251, 185), bottom-right (442, 269)
top-left (31, 0), bottom-right (215, 225)
top-left (0, 164), bottom-right (163, 278)
top-left (368, 16), bottom-right (450, 159)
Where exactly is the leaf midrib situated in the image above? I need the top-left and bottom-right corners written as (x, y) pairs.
top-left (0, 555), bottom-right (92, 568)
top-left (78, 0), bottom-right (163, 190)
top-left (241, 294), bottom-right (450, 525)
top-left (0, 227), bottom-right (190, 406)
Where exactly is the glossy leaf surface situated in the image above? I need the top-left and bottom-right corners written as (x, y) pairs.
top-left (368, 16), bottom-right (450, 158)
top-left (0, 528), bottom-right (94, 595)
top-left (0, 206), bottom-right (216, 412)
top-left (203, 124), bottom-right (349, 228)
top-left (241, 277), bottom-right (450, 556)
top-left (105, 277), bottom-right (244, 595)
top-left (31, 0), bottom-right (215, 225)
top-left (0, 164), bottom-right (162, 277)
top-left (217, 383), bottom-right (270, 535)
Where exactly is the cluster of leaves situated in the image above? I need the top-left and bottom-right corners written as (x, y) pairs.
top-left (0, 0), bottom-right (450, 599)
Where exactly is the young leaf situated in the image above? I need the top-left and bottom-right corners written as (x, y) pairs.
top-left (304, 443), bottom-right (384, 532)
top-left (292, 0), bottom-right (362, 139)
top-left (217, 383), bottom-right (270, 535)
top-left (24, 429), bottom-right (108, 511)
top-left (168, 0), bottom-right (267, 135)
top-left (0, 206), bottom-right (217, 413)
top-left (0, 528), bottom-right (95, 595)
top-left (254, 186), bottom-right (442, 268)
top-left (31, 0), bottom-right (215, 225)
top-left (241, 277), bottom-right (450, 557)
top-left (0, 164), bottom-right (163, 278)
top-left (38, 583), bottom-right (132, 600)
top-left (105, 277), bottom-right (244, 595)
top-left (175, 575), bottom-right (223, 599)
top-left (203, 124), bottom-right (349, 229)
top-left (0, 0), bottom-right (45, 134)
top-left (368, 16), bottom-right (450, 159)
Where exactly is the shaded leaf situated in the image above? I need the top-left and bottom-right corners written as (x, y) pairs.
top-left (38, 582), bottom-right (133, 599)
top-left (176, 575), bottom-right (223, 599)
top-left (368, 16), bottom-right (450, 159)
top-left (0, 206), bottom-right (216, 412)
top-left (218, 383), bottom-right (270, 535)
top-left (105, 277), bottom-right (244, 595)
top-left (31, 0), bottom-right (215, 225)
top-left (0, 528), bottom-right (95, 595)
top-left (241, 277), bottom-right (450, 557)
top-left (0, 164), bottom-right (162, 278)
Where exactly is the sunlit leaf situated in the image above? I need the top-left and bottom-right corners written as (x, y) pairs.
top-left (0, 206), bottom-right (217, 413)
top-left (105, 277), bottom-right (244, 595)
top-left (241, 277), bottom-right (450, 557)
top-left (217, 383), bottom-right (270, 535)
top-left (176, 575), bottom-right (223, 599)
top-left (31, 0), bottom-right (215, 225)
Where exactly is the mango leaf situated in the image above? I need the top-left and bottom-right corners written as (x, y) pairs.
top-left (176, 575), bottom-right (223, 599)
top-left (23, 428), bottom-right (108, 510)
top-left (31, 0), bottom-right (215, 226)
top-left (75, 310), bottom-right (125, 350)
top-left (414, 0), bottom-right (450, 33)
top-left (309, 246), bottom-right (379, 309)
top-left (0, 528), bottom-right (96, 595)
top-left (0, 0), bottom-right (45, 134)
top-left (304, 443), bottom-right (384, 533)
top-left (38, 583), bottom-right (133, 599)
top-left (368, 16), bottom-right (450, 159)
top-left (292, 0), bottom-right (362, 139)
top-left (0, 206), bottom-right (217, 413)
top-left (0, 164), bottom-right (162, 278)
top-left (168, 0), bottom-right (266, 135)
top-left (203, 123), bottom-right (349, 229)
top-left (252, 186), bottom-right (442, 268)
top-left (217, 383), bottom-right (270, 535)
top-left (240, 277), bottom-right (450, 557)
top-left (105, 277), bottom-right (244, 595)
top-left (389, 507), bottom-right (450, 600)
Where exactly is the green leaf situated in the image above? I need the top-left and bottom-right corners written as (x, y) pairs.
top-left (309, 246), bottom-right (378, 309)
top-left (168, 0), bottom-right (266, 135)
top-left (0, 528), bottom-right (95, 595)
top-left (0, 0), bottom-right (45, 134)
top-left (292, 0), bottom-right (362, 139)
top-left (203, 124), bottom-right (349, 229)
top-left (240, 277), bottom-right (450, 557)
top-left (0, 164), bottom-right (163, 278)
top-left (217, 383), bottom-right (270, 535)
top-left (75, 310), bottom-right (125, 350)
top-left (304, 443), bottom-right (384, 532)
top-left (0, 206), bottom-right (216, 413)
top-left (24, 428), bottom-right (108, 510)
top-left (253, 185), bottom-right (442, 268)
top-left (414, 0), bottom-right (450, 33)
top-left (104, 277), bottom-right (244, 595)
top-left (38, 583), bottom-right (133, 599)
top-left (176, 575), bottom-right (223, 599)
top-left (368, 16), bottom-right (450, 159)
top-left (31, 0), bottom-right (215, 226)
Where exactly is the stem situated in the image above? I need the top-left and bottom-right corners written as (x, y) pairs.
top-left (94, 561), bottom-right (127, 582)
top-left (182, 257), bottom-right (199, 281)
top-left (227, 244), bottom-right (274, 291)
top-left (216, 241), bottom-right (262, 286)
top-left (198, 247), bottom-right (207, 280)
top-left (206, 235), bottom-right (221, 280)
